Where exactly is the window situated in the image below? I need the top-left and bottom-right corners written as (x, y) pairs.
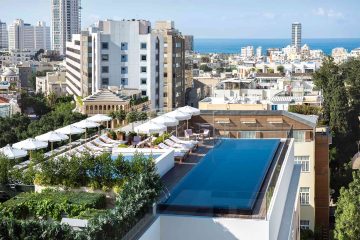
top-left (101, 66), bottom-right (109, 73)
top-left (141, 55), bottom-right (147, 61)
top-left (293, 130), bottom-right (305, 142)
top-left (300, 220), bottom-right (310, 230)
top-left (141, 90), bottom-right (147, 96)
top-left (240, 131), bottom-right (256, 139)
top-left (164, 72), bottom-right (168, 78)
top-left (121, 54), bottom-right (127, 62)
top-left (141, 66), bottom-right (147, 73)
top-left (101, 54), bottom-right (109, 61)
top-left (175, 42), bottom-right (182, 48)
top-left (121, 67), bottom-right (128, 74)
top-left (300, 187), bottom-right (310, 205)
top-left (101, 78), bottom-right (109, 85)
top-left (121, 78), bottom-right (128, 85)
top-left (140, 42), bottom-right (147, 49)
top-left (121, 42), bottom-right (128, 50)
top-left (271, 105), bottom-right (278, 110)
top-left (101, 42), bottom-right (108, 49)
top-left (141, 78), bottom-right (147, 85)
top-left (295, 156), bottom-right (310, 172)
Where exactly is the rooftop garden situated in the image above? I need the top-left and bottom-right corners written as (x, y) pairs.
top-left (0, 152), bottom-right (163, 239)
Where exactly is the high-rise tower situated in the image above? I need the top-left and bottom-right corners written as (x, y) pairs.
top-left (292, 22), bottom-right (302, 52)
top-left (51, 0), bottom-right (81, 55)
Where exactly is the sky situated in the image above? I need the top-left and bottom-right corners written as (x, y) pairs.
top-left (0, 0), bottom-right (359, 38)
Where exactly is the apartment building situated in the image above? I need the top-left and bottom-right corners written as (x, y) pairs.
top-left (65, 31), bottom-right (92, 97)
top-left (36, 71), bottom-right (67, 96)
top-left (65, 20), bottom-right (164, 110)
top-left (154, 21), bottom-right (185, 110)
top-left (241, 46), bottom-right (254, 58)
top-left (188, 110), bottom-right (330, 238)
top-left (8, 19), bottom-right (50, 51)
top-left (51, 0), bottom-right (81, 55)
top-left (0, 21), bottom-right (8, 49)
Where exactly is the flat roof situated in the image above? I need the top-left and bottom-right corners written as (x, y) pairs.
top-left (158, 139), bottom-right (280, 215)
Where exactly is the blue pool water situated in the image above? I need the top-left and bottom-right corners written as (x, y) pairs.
top-left (111, 154), bottom-right (161, 161)
top-left (160, 139), bottom-right (280, 213)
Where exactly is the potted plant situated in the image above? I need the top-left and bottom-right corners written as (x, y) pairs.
top-left (116, 131), bottom-right (126, 141)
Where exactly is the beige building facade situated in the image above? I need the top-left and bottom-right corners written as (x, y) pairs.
top-left (154, 21), bottom-right (185, 111)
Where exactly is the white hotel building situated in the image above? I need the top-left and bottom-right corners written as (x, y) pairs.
top-left (66, 19), bottom-right (164, 110)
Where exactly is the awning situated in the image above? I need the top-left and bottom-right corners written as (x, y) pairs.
top-left (214, 118), bottom-right (230, 124)
top-left (240, 118), bottom-right (257, 124)
top-left (267, 118), bottom-right (283, 124)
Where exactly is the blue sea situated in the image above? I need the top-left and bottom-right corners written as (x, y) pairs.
top-left (194, 38), bottom-right (360, 55)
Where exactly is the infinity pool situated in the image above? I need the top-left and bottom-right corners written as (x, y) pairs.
top-left (159, 139), bottom-right (280, 215)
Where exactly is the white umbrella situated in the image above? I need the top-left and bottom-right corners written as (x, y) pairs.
top-left (134, 121), bottom-right (167, 135)
top-left (87, 114), bottom-right (113, 132)
top-left (152, 115), bottom-right (179, 127)
top-left (165, 110), bottom-right (191, 121)
top-left (55, 125), bottom-right (85, 135)
top-left (74, 120), bottom-right (100, 139)
top-left (35, 131), bottom-right (69, 152)
top-left (13, 138), bottom-right (48, 158)
top-left (166, 110), bottom-right (191, 134)
top-left (0, 145), bottom-right (28, 159)
top-left (55, 125), bottom-right (85, 144)
top-left (74, 120), bottom-right (100, 129)
top-left (13, 138), bottom-right (48, 151)
top-left (178, 106), bottom-right (201, 116)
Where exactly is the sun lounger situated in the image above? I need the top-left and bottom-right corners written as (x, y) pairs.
top-left (164, 139), bottom-right (191, 150)
top-left (93, 138), bottom-right (115, 148)
top-left (85, 142), bottom-right (105, 152)
top-left (170, 135), bottom-right (198, 148)
top-left (158, 143), bottom-right (187, 160)
top-left (100, 135), bottom-right (126, 145)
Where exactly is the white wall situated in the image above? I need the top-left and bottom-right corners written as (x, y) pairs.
top-left (159, 215), bottom-right (268, 240)
top-left (268, 139), bottom-right (294, 240)
top-left (112, 148), bottom-right (174, 177)
top-left (139, 217), bottom-right (161, 240)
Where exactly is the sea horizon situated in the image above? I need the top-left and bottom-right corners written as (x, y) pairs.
top-left (194, 38), bottom-right (360, 55)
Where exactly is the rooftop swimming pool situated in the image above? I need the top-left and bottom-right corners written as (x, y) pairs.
top-left (158, 139), bottom-right (280, 215)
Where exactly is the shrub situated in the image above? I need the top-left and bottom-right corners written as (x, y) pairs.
top-left (0, 218), bottom-right (86, 240)
top-left (0, 190), bottom-right (106, 221)
top-left (152, 132), bottom-right (171, 145)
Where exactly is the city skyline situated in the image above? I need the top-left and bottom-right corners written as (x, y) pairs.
top-left (0, 0), bottom-right (359, 38)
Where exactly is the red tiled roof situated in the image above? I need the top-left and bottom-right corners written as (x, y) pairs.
top-left (0, 96), bottom-right (9, 104)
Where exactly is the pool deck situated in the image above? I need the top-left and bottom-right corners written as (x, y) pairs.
top-left (159, 138), bottom-right (288, 219)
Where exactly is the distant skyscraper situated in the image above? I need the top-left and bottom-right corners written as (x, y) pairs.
top-left (292, 22), bottom-right (301, 52)
top-left (184, 35), bottom-right (194, 52)
top-left (8, 19), bottom-right (50, 51)
top-left (34, 21), bottom-right (51, 51)
top-left (0, 20), bottom-right (8, 49)
top-left (51, 0), bottom-right (81, 55)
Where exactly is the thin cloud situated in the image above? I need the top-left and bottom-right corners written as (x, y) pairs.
top-left (313, 7), bottom-right (344, 19)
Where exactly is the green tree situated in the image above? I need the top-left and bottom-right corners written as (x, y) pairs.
top-left (126, 111), bottom-right (138, 123)
top-left (334, 171), bottom-right (360, 240)
top-left (277, 65), bottom-right (285, 74)
top-left (0, 155), bottom-right (9, 185)
top-left (200, 64), bottom-right (212, 72)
